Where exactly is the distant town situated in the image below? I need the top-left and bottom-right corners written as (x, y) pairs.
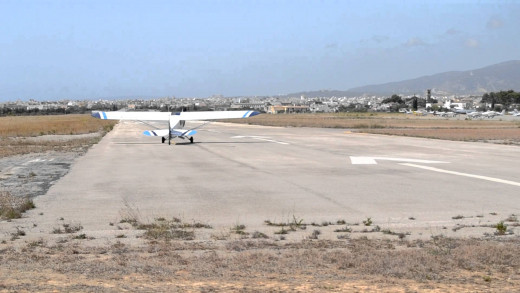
top-left (1, 90), bottom-right (518, 116)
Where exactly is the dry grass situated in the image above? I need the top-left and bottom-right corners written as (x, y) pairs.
top-left (0, 114), bottom-right (116, 137)
top-left (0, 190), bottom-right (35, 220)
top-left (0, 136), bottom-right (105, 158)
top-left (0, 114), bottom-right (117, 157)
top-left (230, 112), bottom-right (519, 128)
top-left (363, 128), bottom-right (520, 143)
top-left (0, 237), bottom-right (519, 291)
top-left (228, 113), bottom-right (520, 143)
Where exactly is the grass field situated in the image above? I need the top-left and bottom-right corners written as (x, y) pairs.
top-left (0, 114), bottom-right (116, 137)
top-left (1, 236), bottom-right (519, 291)
top-left (228, 112), bottom-right (520, 144)
top-left (0, 114), bottom-right (117, 157)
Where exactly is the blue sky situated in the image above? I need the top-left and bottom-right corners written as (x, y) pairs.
top-left (1, 0), bottom-right (519, 100)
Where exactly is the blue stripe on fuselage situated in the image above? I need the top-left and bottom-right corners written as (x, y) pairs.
top-left (242, 110), bottom-right (251, 118)
top-left (102, 112), bottom-right (107, 119)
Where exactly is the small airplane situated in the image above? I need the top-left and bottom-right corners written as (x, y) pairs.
top-left (92, 110), bottom-right (260, 145)
top-left (481, 110), bottom-right (505, 118)
top-left (433, 111), bottom-right (457, 117)
top-left (453, 108), bottom-right (479, 114)
top-left (466, 111), bottom-right (482, 118)
top-left (511, 109), bottom-right (520, 117)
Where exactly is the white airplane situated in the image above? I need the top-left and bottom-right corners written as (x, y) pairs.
top-left (92, 110), bottom-right (260, 145)
top-left (466, 111), bottom-right (482, 118)
top-left (512, 109), bottom-right (520, 117)
top-left (481, 110), bottom-right (505, 118)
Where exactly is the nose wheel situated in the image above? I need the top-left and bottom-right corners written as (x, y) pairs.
top-left (189, 137), bottom-right (194, 143)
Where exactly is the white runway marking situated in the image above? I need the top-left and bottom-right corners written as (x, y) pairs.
top-left (24, 158), bottom-right (46, 165)
top-left (232, 136), bottom-right (289, 145)
top-left (401, 163), bottom-right (520, 187)
top-left (349, 156), bottom-right (447, 165)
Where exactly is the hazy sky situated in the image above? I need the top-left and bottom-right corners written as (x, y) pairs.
top-left (1, 0), bottom-right (519, 100)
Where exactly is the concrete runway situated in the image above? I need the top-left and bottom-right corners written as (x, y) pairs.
top-left (4, 120), bottom-right (520, 242)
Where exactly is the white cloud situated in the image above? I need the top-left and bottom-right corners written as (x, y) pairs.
top-left (486, 17), bottom-right (503, 29)
top-left (465, 38), bottom-right (479, 48)
top-left (404, 37), bottom-right (426, 47)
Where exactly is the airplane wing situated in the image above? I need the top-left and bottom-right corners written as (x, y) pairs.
top-left (92, 111), bottom-right (171, 121)
top-left (174, 110), bottom-right (259, 120)
top-left (92, 110), bottom-right (260, 145)
top-left (92, 110), bottom-right (259, 121)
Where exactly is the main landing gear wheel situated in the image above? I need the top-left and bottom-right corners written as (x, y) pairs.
top-left (161, 137), bottom-right (166, 144)
top-left (189, 137), bottom-right (194, 143)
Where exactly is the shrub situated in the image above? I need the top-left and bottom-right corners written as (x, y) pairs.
top-left (495, 221), bottom-right (507, 235)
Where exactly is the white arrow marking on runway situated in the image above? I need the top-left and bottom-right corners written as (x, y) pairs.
top-left (350, 156), bottom-right (520, 187)
top-left (401, 163), bottom-right (520, 187)
top-left (232, 136), bottom-right (289, 145)
top-left (349, 156), bottom-right (448, 165)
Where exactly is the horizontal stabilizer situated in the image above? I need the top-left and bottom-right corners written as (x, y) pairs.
top-left (143, 129), bottom-right (197, 137)
top-left (171, 129), bottom-right (197, 137)
top-left (143, 129), bottom-right (170, 136)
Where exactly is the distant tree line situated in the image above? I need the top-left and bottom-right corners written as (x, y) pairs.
top-left (0, 104), bottom-right (119, 117)
top-left (338, 103), bottom-right (370, 112)
top-left (380, 94), bottom-right (438, 111)
top-left (382, 94), bottom-right (405, 104)
top-left (0, 102), bottom-right (219, 117)
top-left (481, 90), bottom-right (520, 109)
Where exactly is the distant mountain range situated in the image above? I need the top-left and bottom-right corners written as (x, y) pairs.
top-left (289, 60), bottom-right (520, 97)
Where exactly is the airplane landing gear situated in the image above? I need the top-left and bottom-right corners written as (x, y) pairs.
top-left (189, 137), bottom-right (194, 143)
top-left (161, 137), bottom-right (166, 144)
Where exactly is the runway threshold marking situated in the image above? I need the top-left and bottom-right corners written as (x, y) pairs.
top-left (231, 136), bottom-right (289, 145)
top-left (401, 163), bottom-right (520, 187)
